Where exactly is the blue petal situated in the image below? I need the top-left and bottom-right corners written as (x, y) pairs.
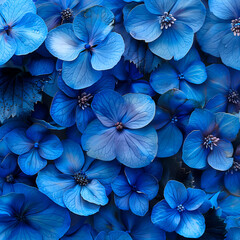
top-left (95, 231), bottom-right (132, 240)
top-left (121, 93), bottom-right (156, 129)
top-left (175, 210), bottom-right (205, 238)
top-left (91, 32), bottom-right (124, 71)
top-left (145, 0), bottom-right (177, 15)
top-left (125, 4), bottom-right (162, 42)
top-left (114, 193), bottom-right (131, 211)
top-left (76, 107), bottom-right (96, 133)
top-left (9, 224), bottom-right (42, 240)
top-left (157, 122), bottom-right (183, 158)
top-left (150, 64), bottom-right (179, 94)
top-left (164, 180), bottom-right (187, 208)
top-left (63, 185), bottom-right (100, 216)
top-left (12, 13), bottom-right (47, 55)
top-left (81, 119), bottom-right (117, 161)
top-left (125, 167), bottom-right (143, 186)
top-left (36, 164), bottom-right (75, 207)
top-left (184, 188), bottom-right (206, 211)
top-left (45, 24), bottom-right (84, 61)
top-left (111, 174), bottom-right (131, 197)
top-left (207, 140), bottom-right (234, 171)
top-left (75, 0), bottom-right (104, 12)
top-left (116, 127), bottom-right (158, 168)
top-left (149, 22), bottom-right (194, 60)
top-left (151, 199), bottom-right (181, 232)
top-left (182, 130), bottom-right (208, 169)
top-left (26, 124), bottom-right (48, 142)
top-left (150, 106), bottom-right (171, 130)
top-left (224, 170), bottom-right (240, 196)
top-left (62, 51), bottom-right (102, 89)
top-left (129, 192), bottom-right (149, 216)
top-left (81, 179), bottom-right (108, 205)
top-left (55, 139), bottom-right (85, 175)
top-left (91, 90), bottom-right (126, 127)
top-left (28, 57), bottom-right (55, 76)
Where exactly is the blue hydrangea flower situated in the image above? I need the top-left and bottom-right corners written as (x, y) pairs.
top-left (50, 73), bottom-right (115, 133)
top-left (125, 0), bottom-right (206, 60)
top-left (197, 0), bottom-right (240, 70)
top-left (81, 89), bottom-right (157, 168)
top-left (95, 231), bottom-right (132, 240)
top-left (0, 183), bottom-right (70, 239)
top-left (151, 89), bottom-right (197, 158)
top-left (36, 0), bottom-right (103, 30)
top-left (45, 6), bottom-right (125, 89)
top-left (182, 109), bottom-right (239, 171)
top-left (37, 139), bottom-right (121, 216)
top-left (0, 0), bottom-right (47, 65)
top-left (5, 123), bottom-right (63, 175)
top-left (205, 64), bottom-right (240, 113)
top-left (111, 167), bottom-right (159, 216)
top-left (150, 48), bottom-right (207, 104)
top-left (151, 180), bottom-right (206, 238)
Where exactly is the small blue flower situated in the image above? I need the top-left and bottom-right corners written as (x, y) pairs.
top-left (95, 231), bottom-right (132, 240)
top-left (81, 89), bottom-right (158, 168)
top-left (37, 139), bottom-right (121, 216)
top-left (183, 109), bottom-right (239, 171)
top-left (125, 0), bottom-right (206, 60)
top-left (151, 180), bottom-right (206, 238)
top-left (5, 123), bottom-right (63, 175)
top-left (45, 6), bottom-right (125, 89)
top-left (111, 167), bottom-right (159, 216)
top-left (0, 0), bottom-right (47, 65)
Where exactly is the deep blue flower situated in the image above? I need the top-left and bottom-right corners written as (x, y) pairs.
top-left (183, 109), bottom-right (239, 171)
top-left (205, 64), bottom-right (240, 113)
top-left (150, 48), bottom-right (207, 104)
top-left (50, 73), bottom-right (115, 133)
top-left (197, 0), bottom-right (240, 70)
top-left (5, 123), bottom-right (63, 175)
top-left (45, 6), bottom-right (125, 89)
top-left (151, 180), bottom-right (206, 238)
top-left (151, 89), bottom-right (197, 158)
top-left (0, 183), bottom-right (70, 239)
top-left (125, 0), bottom-right (206, 60)
top-left (111, 167), bottom-right (159, 216)
top-left (0, 0), bottom-right (47, 65)
top-left (36, 0), bottom-right (103, 30)
top-left (37, 139), bottom-right (121, 216)
top-left (81, 89), bottom-right (157, 168)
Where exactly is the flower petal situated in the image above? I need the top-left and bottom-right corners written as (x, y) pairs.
top-left (111, 174), bottom-right (131, 197)
top-left (184, 188), bottom-right (206, 211)
top-left (129, 192), bottom-right (149, 216)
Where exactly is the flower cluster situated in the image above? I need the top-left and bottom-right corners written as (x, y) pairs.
top-left (0, 0), bottom-right (240, 239)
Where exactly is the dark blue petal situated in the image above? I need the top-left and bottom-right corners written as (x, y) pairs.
top-left (111, 174), bottom-right (131, 197)
top-left (129, 192), bottom-right (149, 216)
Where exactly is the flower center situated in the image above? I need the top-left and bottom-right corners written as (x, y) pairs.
top-left (203, 135), bottom-right (220, 150)
top-left (177, 204), bottom-right (185, 212)
top-left (74, 172), bottom-right (88, 186)
top-left (231, 18), bottom-right (240, 36)
top-left (115, 122), bottom-right (124, 131)
top-left (34, 142), bottom-right (39, 148)
top-left (160, 12), bottom-right (176, 30)
top-left (228, 89), bottom-right (240, 104)
top-left (15, 213), bottom-right (26, 222)
top-left (178, 73), bottom-right (185, 80)
top-left (171, 116), bottom-right (178, 123)
top-left (227, 161), bottom-right (240, 174)
top-left (84, 44), bottom-right (92, 50)
top-left (4, 25), bottom-right (11, 35)
top-left (78, 92), bottom-right (93, 110)
top-left (61, 8), bottom-right (73, 20)
top-left (5, 174), bottom-right (14, 183)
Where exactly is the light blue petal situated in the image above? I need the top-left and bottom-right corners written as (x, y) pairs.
top-left (114, 193), bottom-right (131, 211)
top-left (91, 32), bottom-right (124, 71)
top-left (164, 180), bottom-right (187, 208)
top-left (81, 119), bottom-right (117, 161)
top-left (125, 4), bottom-right (162, 42)
top-left (0, 32), bottom-right (16, 65)
top-left (182, 130), bottom-right (208, 169)
top-left (76, 107), bottom-right (96, 133)
top-left (149, 22), bottom-right (194, 60)
top-left (75, 0), bottom-right (104, 12)
top-left (116, 127), bottom-right (158, 168)
top-left (111, 174), bottom-right (131, 197)
top-left (145, 0), bottom-right (177, 15)
top-left (175, 210), bottom-right (205, 238)
top-left (129, 192), bottom-right (149, 216)
top-left (157, 122), bottom-right (183, 158)
top-left (151, 199), bottom-right (181, 232)
top-left (55, 139), bottom-right (85, 175)
top-left (18, 148), bottom-right (47, 175)
top-left (45, 24), bottom-right (84, 61)
top-left (12, 13), bottom-right (47, 55)
top-left (62, 51), bottom-right (102, 89)
top-left (121, 93), bottom-right (156, 129)
top-left (184, 188), bottom-right (206, 211)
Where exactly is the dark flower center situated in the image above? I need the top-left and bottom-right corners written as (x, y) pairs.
top-left (78, 92), bottom-right (93, 110)
top-left (74, 172), bottom-right (88, 186)
top-left (227, 161), bottom-right (240, 174)
top-left (61, 8), bottom-right (73, 20)
top-left (231, 18), bottom-right (240, 36)
top-left (228, 89), bottom-right (240, 104)
top-left (203, 135), bottom-right (220, 150)
top-left (115, 122), bottom-right (124, 131)
top-left (177, 204), bottom-right (185, 212)
top-left (14, 212), bottom-right (26, 222)
top-left (178, 73), bottom-right (185, 80)
top-left (171, 116), bottom-right (178, 123)
top-left (160, 12), bottom-right (176, 30)
top-left (4, 25), bottom-right (11, 35)
top-left (5, 174), bottom-right (14, 183)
